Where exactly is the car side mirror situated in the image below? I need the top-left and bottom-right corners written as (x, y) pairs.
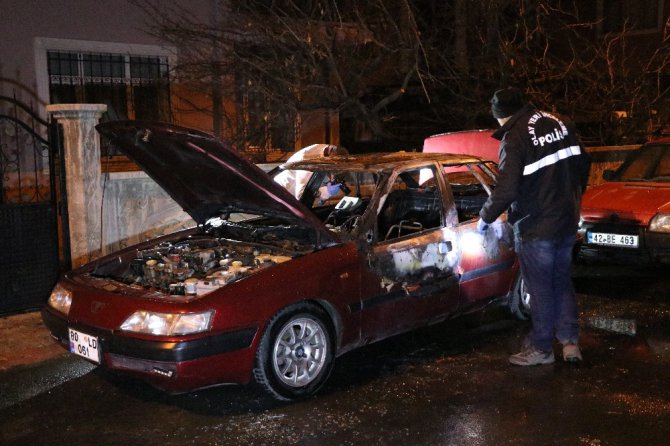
top-left (602, 170), bottom-right (615, 181)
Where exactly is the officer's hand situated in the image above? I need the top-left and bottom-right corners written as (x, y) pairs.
top-left (491, 219), bottom-right (504, 238)
top-left (326, 182), bottom-right (342, 196)
top-left (476, 218), bottom-right (489, 234)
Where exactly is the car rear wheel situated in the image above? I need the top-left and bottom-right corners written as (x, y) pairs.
top-left (509, 274), bottom-right (531, 320)
top-left (253, 303), bottom-right (334, 401)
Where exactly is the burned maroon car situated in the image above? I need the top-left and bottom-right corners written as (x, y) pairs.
top-left (42, 121), bottom-right (524, 400)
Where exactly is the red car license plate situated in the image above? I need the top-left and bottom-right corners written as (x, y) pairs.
top-left (587, 232), bottom-right (638, 248)
top-left (68, 328), bottom-right (101, 364)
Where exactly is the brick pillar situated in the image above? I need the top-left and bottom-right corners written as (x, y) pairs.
top-left (47, 104), bottom-right (107, 268)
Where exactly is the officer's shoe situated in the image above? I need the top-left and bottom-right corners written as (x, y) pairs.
top-left (509, 346), bottom-right (555, 366)
top-left (562, 343), bottom-right (583, 363)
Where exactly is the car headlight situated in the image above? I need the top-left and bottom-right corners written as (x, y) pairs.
top-left (48, 284), bottom-right (72, 315)
top-left (119, 310), bottom-right (213, 336)
top-left (649, 214), bottom-right (670, 233)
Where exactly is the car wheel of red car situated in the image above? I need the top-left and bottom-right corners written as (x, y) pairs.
top-left (253, 303), bottom-right (335, 401)
top-left (509, 274), bottom-right (531, 320)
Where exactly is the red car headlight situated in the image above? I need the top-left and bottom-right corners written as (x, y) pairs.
top-left (649, 214), bottom-right (670, 233)
top-left (119, 310), bottom-right (214, 336)
top-left (48, 284), bottom-right (72, 315)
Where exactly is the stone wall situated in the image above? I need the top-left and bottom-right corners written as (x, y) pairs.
top-left (47, 104), bottom-right (106, 267)
top-left (101, 172), bottom-right (194, 255)
top-left (48, 103), bottom-right (194, 266)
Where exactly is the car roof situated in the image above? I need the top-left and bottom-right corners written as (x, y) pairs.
top-left (423, 129), bottom-right (500, 162)
top-left (284, 151), bottom-right (489, 171)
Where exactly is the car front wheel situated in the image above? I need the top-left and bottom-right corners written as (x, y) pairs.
top-left (253, 304), bottom-right (334, 400)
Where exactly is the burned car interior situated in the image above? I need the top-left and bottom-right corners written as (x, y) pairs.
top-left (377, 166), bottom-right (443, 241)
top-left (448, 163), bottom-right (496, 222)
top-left (280, 158), bottom-right (498, 243)
top-left (298, 169), bottom-right (377, 235)
top-left (286, 165), bottom-right (445, 242)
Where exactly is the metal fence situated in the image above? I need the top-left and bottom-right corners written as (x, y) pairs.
top-left (0, 94), bottom-right (62, 314)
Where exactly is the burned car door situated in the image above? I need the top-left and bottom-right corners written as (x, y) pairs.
top-left (446, 161), bottom-right (516, 306)
top-left (360, 164), bottom-right (460, 341)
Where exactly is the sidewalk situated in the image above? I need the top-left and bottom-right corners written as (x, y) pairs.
top-left (0, 311), bottom-right (66, 371)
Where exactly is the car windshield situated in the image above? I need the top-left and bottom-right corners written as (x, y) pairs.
top-left (286, 167), bottom-right (379, 236)
top-left (615, 144), bottom-right (670, 182)
top-left (272, 159), bottom-right (498, 237)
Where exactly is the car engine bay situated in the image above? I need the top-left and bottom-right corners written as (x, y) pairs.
top-left (91, 234), bottom-right (300, 297)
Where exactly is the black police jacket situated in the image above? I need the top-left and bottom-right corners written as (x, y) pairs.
top-left (479, 103), bottom-right (591, 240)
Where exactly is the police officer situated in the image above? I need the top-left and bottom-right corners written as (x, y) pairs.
top-left (478, 87), bottom-right (591, 366)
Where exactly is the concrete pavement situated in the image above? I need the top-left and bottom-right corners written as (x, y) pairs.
top-left (0, 311), bottom-right (66, 371)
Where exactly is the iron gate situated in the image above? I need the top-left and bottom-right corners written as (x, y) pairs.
top-left (0, 94), bottom-right (66, 314)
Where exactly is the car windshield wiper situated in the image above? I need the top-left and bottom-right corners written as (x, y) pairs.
top-left (646, 176), bottom-right (670, 182)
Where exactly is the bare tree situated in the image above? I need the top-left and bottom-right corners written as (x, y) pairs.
top-left (452, 0), bottom-right (670, 144)
top-left (132, 0), bottom-right (431, 150)
top-left (132, 0), bottom-right (670, 149)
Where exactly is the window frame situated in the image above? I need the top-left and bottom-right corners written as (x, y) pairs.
top-left (374, 164), bottom-right (448, 243)
top-left (34, 37), bottom-right (177, 114)
top-left (46, 50), bottom-right (171, 121)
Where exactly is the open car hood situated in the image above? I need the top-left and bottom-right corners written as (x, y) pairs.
top-left (96, 121), bottom-right (334, 243)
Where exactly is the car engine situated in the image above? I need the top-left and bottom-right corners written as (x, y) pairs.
top-left (97, 235), bottom-right (295, 297)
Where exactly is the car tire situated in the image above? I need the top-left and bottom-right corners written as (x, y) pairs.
top-left (509, 274), bottom-right (531, 320)
top-left (253, 303), bottom-right (335, 401)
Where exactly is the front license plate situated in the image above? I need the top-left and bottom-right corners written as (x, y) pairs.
top-left (587, 232), bottom-right (639, 248)
top-left (69, 328), bottom-right (101, 364)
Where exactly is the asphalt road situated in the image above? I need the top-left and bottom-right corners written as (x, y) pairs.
top-left (1, 264), bottom-right (669, 445)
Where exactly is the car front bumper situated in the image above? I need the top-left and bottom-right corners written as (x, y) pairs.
top-left (577, 222), bottom-right (670, 264)
top-left (41, 308), bottom-right (258, 393)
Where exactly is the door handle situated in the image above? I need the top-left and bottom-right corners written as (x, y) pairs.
top-left (438, 241), bottom-right (452, 254)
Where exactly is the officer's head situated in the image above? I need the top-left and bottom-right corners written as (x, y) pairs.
top-left (490, 87), bottom-right (525, 122)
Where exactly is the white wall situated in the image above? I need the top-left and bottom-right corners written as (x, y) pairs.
top-left (0, 0), bottom-right (211, 107)
top-left (102, 172), bottom-right (194, 254)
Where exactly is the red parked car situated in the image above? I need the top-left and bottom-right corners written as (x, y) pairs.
top-left (42, 121), bottom-right (524, 400)
top-left (578, 139), bottom-right (670, 264)
top-left (423, 129), bottom-right (500, 162)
